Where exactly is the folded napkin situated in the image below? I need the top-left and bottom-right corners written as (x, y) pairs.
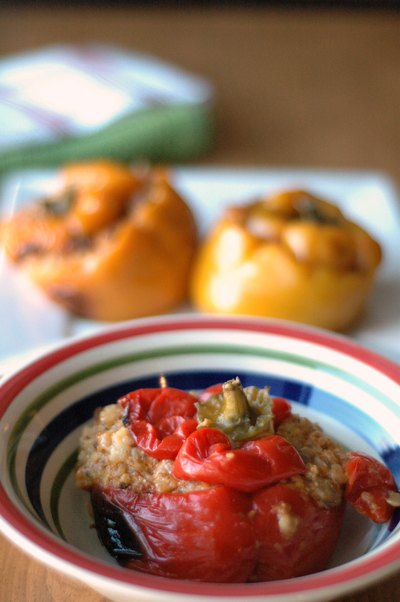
top-left (0, 44), bottom-right (214, 176)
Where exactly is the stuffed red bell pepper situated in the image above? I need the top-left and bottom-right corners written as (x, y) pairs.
top-left (76, 378), bottom-right (400, 582)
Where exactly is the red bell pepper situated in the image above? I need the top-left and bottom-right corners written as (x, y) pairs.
top-left (92, 485), bottom-right (255, 582)
top-left (252, 484), bottom-right (345, 581)
top-left (86, 382), bottom-right (400, 583)
top-left (91, 481), bottom-right (344, 582)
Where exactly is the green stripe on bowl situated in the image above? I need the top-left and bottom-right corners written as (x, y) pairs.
top-left (50, 450), bottom-right (79, 540)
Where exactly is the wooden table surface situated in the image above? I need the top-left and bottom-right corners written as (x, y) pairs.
top-left (1, 5), bottom-right (400, 602)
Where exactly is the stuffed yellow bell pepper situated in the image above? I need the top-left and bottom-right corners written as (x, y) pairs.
top-left (1, 160), bottom-right (197, 321)
top-left (191, 190), bottom-right (381, 331)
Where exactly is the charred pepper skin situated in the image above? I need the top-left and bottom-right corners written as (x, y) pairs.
top-left (92, 485), bottom-right (255, 582)
top-left (91, 487), bottom-right (144, 562)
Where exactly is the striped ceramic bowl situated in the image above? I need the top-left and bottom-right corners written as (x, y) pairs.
top-left (0, 315), bottom-right (399, 602)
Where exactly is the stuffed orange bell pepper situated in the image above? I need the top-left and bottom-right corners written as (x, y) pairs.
top-left (191, 190), bottom-right (382, 331)
top-left (76, 378), bottom-right (400, 582)
top-left (1, 160), bottom-right (197, 321)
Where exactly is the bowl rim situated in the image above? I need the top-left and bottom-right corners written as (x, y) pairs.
top-left (0, 314), bottom-right (400, 600)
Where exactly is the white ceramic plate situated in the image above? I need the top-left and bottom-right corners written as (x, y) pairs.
top-left (1, 167), bottom-right (399, 365)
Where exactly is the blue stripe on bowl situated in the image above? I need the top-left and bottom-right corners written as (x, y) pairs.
top-left (306, 388), bottom-right (400, 477)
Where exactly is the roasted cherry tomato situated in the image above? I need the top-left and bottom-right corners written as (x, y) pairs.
top-left (345, 452), bottom-right (397, 523)
top-left (173, 428), bottom-right (305, 492)
top-left (119, 387), bottom-right (198, 460)
top-left (271, 396), bottom-right (292, 427)
top-left (198, 382), bottom-right (224, 402)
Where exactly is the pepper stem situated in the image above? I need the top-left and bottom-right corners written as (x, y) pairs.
top-left (222, 378), bottom-right (250, 424)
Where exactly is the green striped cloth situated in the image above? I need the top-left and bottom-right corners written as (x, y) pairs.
top-left (0, 44), bottom-right (215, 176)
